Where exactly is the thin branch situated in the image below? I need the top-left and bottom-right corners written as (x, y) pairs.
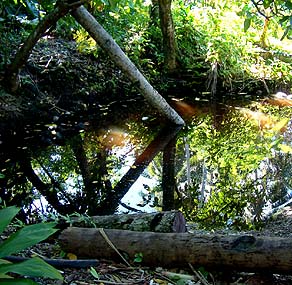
top-left (251, 0), bottom-right (270, 19)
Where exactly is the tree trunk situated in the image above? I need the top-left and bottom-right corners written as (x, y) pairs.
top-left (162, 136), bottom-right (177, 210)
top-left (69, 134), bottom-right (113, 215)
top-left (71, 6), bottom-right (184, 125)
top-left (59, 228), bottom-right (292, 273)
top-left (158, 0), bottom-right (177, 72)
top-left (64, 211), bottom-right (186, 233)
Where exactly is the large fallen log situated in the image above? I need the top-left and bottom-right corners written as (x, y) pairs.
top-left (66, 211), bottom-right (186, 233)
top-left (59, 228), bottom-right (292, 273)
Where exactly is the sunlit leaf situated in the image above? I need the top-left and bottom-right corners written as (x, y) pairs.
top-left (0, 260), bottom-right (11, 266)
top-left (279, 144), bottom-right (292, 153)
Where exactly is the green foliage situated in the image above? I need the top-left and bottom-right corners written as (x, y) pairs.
top-left (90, 267), bottom-right (100, 279)
top-left (0, 206), bottom-right (62, 284)
top-left (240, 0), bottom-right (292, 40)
top-left (174, 106), bottom-right (292, 229)
top-left (133, 252), bottom-right (143, 263)
top-left (172, 1), bottom-right (292, 92)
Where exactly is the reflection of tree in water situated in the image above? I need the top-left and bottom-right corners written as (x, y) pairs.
top-left (143, 100), bottom-right (292, 229)
top-left (0, 112), bottom-right (182, 219)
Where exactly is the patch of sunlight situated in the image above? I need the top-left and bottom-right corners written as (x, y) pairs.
top-left (269, 37), bottom-right (292, 53)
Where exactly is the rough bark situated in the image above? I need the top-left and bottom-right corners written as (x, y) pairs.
top-left (59, 228), bottom-right (292, 273)
top-left (158, 0), bottom-right (177, 72)
top-left (65, 211), bottom-right (186, 233)
top-left (71, 6), bottom-right (184, 125)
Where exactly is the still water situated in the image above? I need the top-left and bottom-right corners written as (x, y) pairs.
top-left (1, 93), bottom-right (292, 227)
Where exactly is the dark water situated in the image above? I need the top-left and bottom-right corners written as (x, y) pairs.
top-left (1, 94), bottom-right (292, 225)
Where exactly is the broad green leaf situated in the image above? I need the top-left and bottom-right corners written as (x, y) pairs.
top-left (0, 278), bottom-right (38, 285)
top-left (0, 273), bottom-right (11, 278)
top-left (0, 257), bottom-right (63, 280)
top-left (0, 206), bottom-right (20, 234)
top-left (263, 0), bottom-right (271, 9)
top-left (0, 260), bottom-right (11, 266)
top-left (0, 223), bottom-right (57, 258)
top-left (243, 18), bottom-right (251, 32)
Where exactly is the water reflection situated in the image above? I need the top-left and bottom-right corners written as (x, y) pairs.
top-left (1, 94), bottom-right (292, 228)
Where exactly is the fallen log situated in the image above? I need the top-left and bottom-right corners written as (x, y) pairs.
top-left (67, 211), bottom-right (186, 233)
top-left (59, 228), bottom-right (292, 273)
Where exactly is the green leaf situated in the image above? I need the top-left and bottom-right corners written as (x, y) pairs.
top-left (281, 25), bottom-right (291, 40)
top-left (0, 273), bottom-right (11, 279)
top-left (243, 18), bottom-right (251, 32)
top-left (0, 223), bottom-right (58, 258)
top-left (0, 206), bottom-right (20, 234)
top-left (285, 1), bottom-right (292, 10)
top-left (263, 0), bottom-right (271, 9)
top-left (134, 252), bottom-right (143, 263)
top-left (0, 257), bottom-right (63, 280)
top-left (0, 278), bottom-right (38, 285)
top-left (0, 260), bottom-right (11, 266)
top-left (90, 267), bottom-right (100, 279)
top-left (279, 15), bottom-right (289, 25)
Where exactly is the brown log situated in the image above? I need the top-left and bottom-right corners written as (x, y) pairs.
top-left (68, 211), bottom-right (186, 233)
top-left (59, 228), bottom-right (292, 273)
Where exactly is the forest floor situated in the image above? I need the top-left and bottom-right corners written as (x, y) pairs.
top-left (9, 205), bottom-right (292, 285)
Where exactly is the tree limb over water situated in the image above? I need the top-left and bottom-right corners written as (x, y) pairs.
top-left (71, 6), bottom-right (185, 126)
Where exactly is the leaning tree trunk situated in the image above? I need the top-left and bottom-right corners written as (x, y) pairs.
top-left (71, 6), bottom-right (184, 126)
top-left (59, 228), bottom-right (292, 273)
